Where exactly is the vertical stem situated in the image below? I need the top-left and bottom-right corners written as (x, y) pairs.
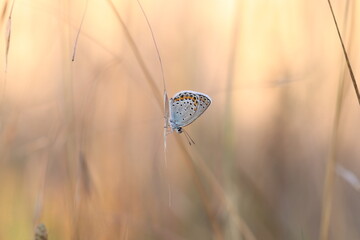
top-left (60, 0), bottom-right (77, 238)
top-left (176, 137), bottom-right (224, 240)
top-left (319, 1), bottom-right (353, 239)
top-left (326, 0), bottom-right (360, 105)
top-left (223, 0), bottom-right (242, 238)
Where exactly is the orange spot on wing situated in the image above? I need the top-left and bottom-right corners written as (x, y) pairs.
top-left (174, 96), bottom-right (197, 102)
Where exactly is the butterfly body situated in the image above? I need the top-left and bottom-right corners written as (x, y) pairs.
top-left (168, 90), bottom-right (211, 133)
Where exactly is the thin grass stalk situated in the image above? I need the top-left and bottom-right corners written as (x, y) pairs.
top-left (319, 72), bottom-right (343, 240)
top-left (0, 1), bottom-right (9, 25)
top-left (33, 121), bottom-right (62, 227)
top-left (223, 0), bottom-right (240, 162)
top-left (175, 136), bottom-right (224, 240)
top-left (4, 0), bottom-right (14, 72)
top-left (72, 0), bottom-right (89, 61)
top-left (135, 0), bottom-right (166, 92)
top-left (0, 0), bottom-right (14, 124)
top-left (33, 158), bottom-right (48, 227)
top-left (134, 0), bottom-right (171, 205)
top-left (186, 139), bottom-right (257, 240)
top-left (78, 60), bottom-right (120, 151)
top-left (223, 0), bottom-right (242, 238)
top-left (326, 0), bottom-right (360, 105)
top-left (60, 0), bottom-right (78, 238)
top-left (105, 0), bottom-right (162, 108)
top-left (0, 0), bottom-right (14, 112)
top-left (319, 1), bottom-right (354, 239)
top-left (74, 62), bottom-right (118, 235)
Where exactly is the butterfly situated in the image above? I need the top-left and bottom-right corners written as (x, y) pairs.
top-left (166, 90), bottom-right (212, 135)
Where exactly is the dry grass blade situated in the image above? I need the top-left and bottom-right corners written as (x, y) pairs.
top-left (135, 0), bottom-right (170, 189)
top-left (175, 136), bottom-right (258, 240)
top-left (5, 0), bottom-right (14, 72)
top-left (319, 138), bottom-right (337, 240)
top-left (78, 60), bottom-right (120, 150)
top-left (320, 1), bottom-right (354, 240)
top-left (175, 136), bottom-right (224, 240)
top-left (136, 0), bottom-right (166, 91)
top-left (1, 0), bottom-right (14, 108)
top-left (223, 0), bottom-right (243, 238)
top-left (77, 152), bottom-right (93, 197)
top-left (0, 1), bottom-right (8, 26)
top-left (327, 0), bottom-right (360, 105)
top-left (72, 0), bottom-right (89, 61)
top-left (180, 137), bottom-right (258, 240)
top-left (105, 0), bottom-right (162, 108)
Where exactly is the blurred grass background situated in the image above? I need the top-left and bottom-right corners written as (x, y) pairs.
top-left (0, 0), bottom-right (360, 239)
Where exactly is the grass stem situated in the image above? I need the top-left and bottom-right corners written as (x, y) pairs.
top-left (327, 0), bottom-right (360, 105)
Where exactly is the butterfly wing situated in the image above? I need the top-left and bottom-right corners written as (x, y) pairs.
top-left (169, 90), bottom-right (211, 129)
top-left (192, 91), bottom-right (212, 120)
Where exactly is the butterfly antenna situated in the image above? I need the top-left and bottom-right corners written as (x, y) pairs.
top-left (183, 129), bottom-right (196, 146)
top-left (184, 133), bottom-right (192, 146)
top-left (136, 0), bottom-right (167, 92)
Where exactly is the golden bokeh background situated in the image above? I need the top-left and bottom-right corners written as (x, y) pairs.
top-left (0, 0), bottom-right (360, 239)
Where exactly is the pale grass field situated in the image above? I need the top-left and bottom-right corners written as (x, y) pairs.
top-left (0, 0), bottom-right (360, 239)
